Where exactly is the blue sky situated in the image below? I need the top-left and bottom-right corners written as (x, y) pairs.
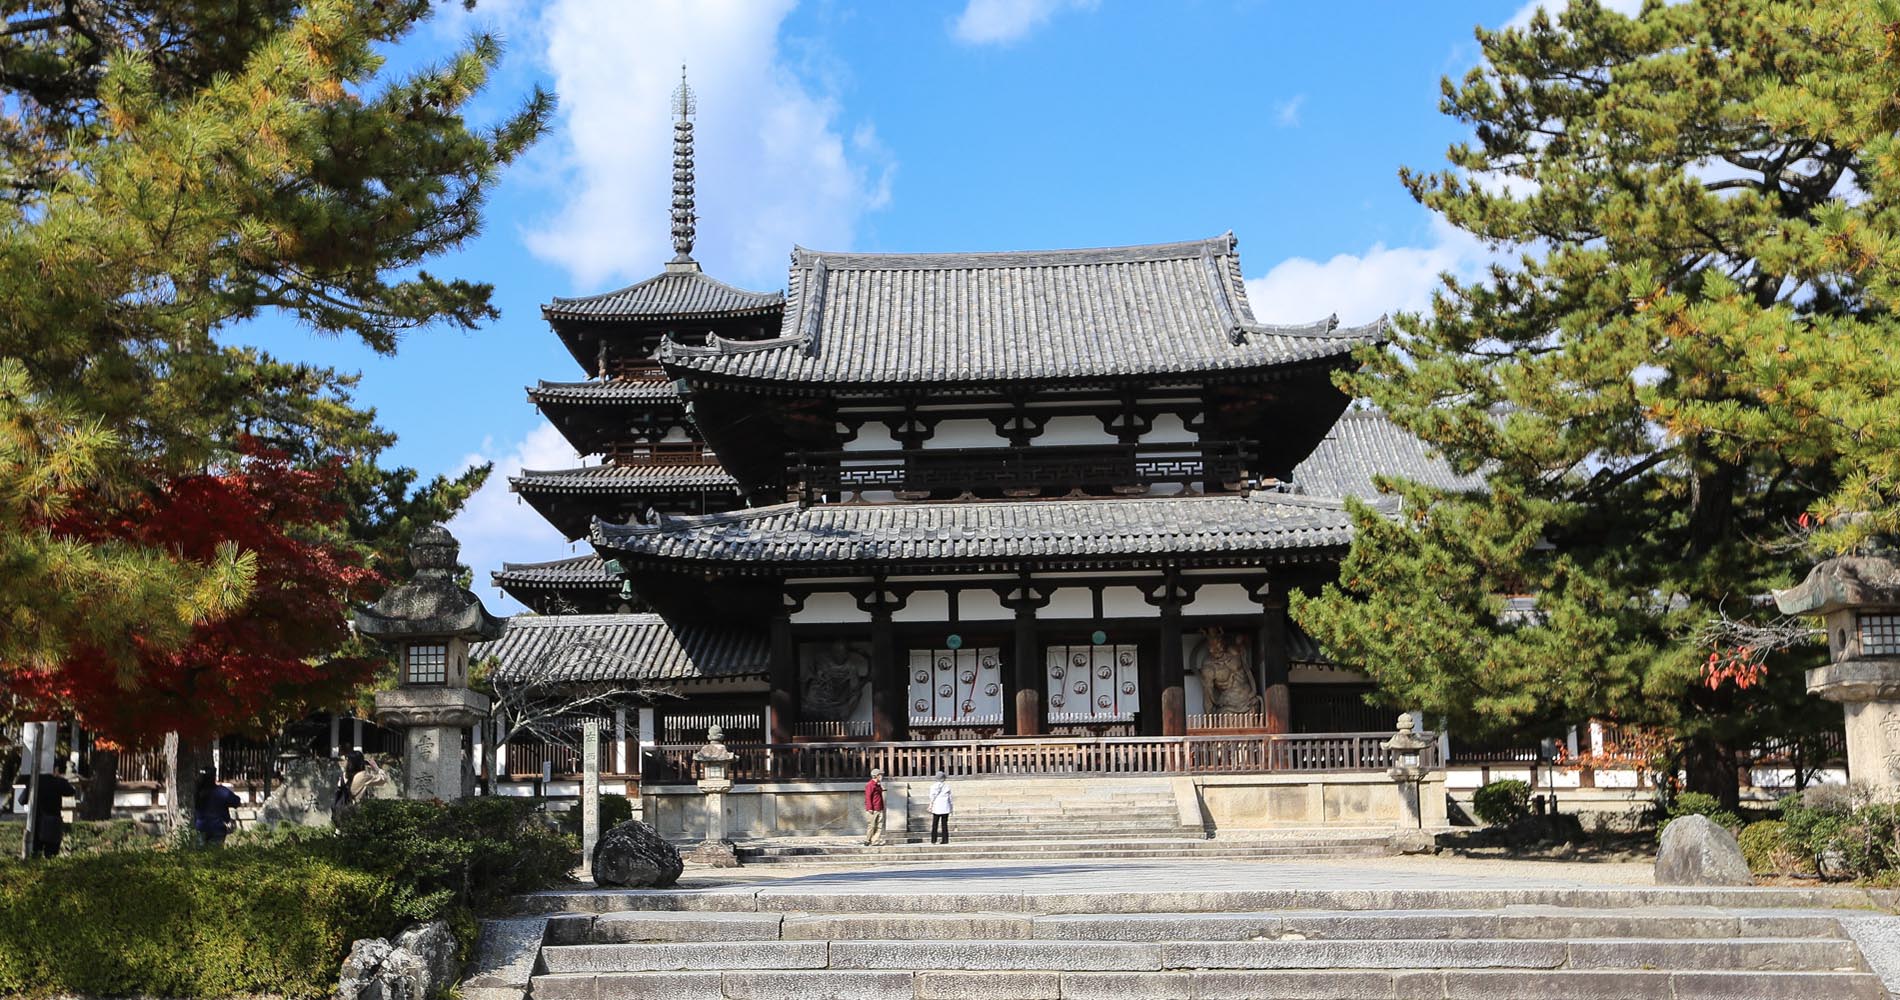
top-left (243, 0), bottom-right (1610, 608)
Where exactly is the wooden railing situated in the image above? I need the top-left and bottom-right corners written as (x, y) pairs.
top-left (641, 732), bottom-right (1430, 784)
top-left (1189, 712), bottom-right (1268, 732)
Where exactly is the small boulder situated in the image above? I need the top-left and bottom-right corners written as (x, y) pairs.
top-left (393, 920), bottom-right (459, 999)
top-left (1390, 829), bottom-right (1440, 855)
top-left (593, 820), bottom-right (683, 888)
top-left (1655, 815), bottom-right (1752, 886)
top-left (336, 920), bottom-right (457, 1000)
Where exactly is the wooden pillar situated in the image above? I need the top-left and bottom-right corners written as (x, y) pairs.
top-left (1258, 593), bottom-right (1292, 735)
top-left (870, 609), bottom-right (904, 742)
top-left (1158, 600), bottom-right (1186, 737)
top-left (1011, 605), bottom-right (1041, 736)
top-left (768, 611), bottom-right (798, 744)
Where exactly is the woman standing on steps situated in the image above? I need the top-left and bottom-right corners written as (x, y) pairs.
top-left (928, 770), bottom-right (953, 845)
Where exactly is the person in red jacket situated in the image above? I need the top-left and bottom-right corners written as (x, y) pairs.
top-left (862, 768), bottom-right (888, 847)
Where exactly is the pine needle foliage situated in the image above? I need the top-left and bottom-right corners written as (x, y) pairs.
top-left (1293, 0), bottom-right (1887, 789)
top-left (0, 2), bottom-right (546, 692)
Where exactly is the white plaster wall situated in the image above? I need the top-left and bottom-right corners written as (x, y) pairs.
top-left (1185, 583), bottom-right (1258, 616)
top-left (957, 588), bottom-right (1010, 621)
top-left (893, 590), bottom-right (951, 623)
top-left (1038, 415), bottom-right (1119, 446)
top-left (932, 419), bottom-right (1000, 448)
top-left (1101, 586), bottom-right (1149, 618)
top-left (1041, 587), bottom-right (1092, 620)
top-left (1141, 413), bottom-right (1196, 445)
top-left (840, 422), bottom-right (898, 452)
top-left (793, 592), bottom-right (870, 624)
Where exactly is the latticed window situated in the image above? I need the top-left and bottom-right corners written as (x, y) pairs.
top-left (406, 643), bottom-right (448, 685)
top-left (1861, 614), bottom-right (1900, 657)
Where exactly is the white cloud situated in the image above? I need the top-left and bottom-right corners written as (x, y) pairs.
top-left (445, 421), bottom-right (584, 614)
top-left (519, 0), bottom-right (892, 290)
top-left (1504, 0), bottom-right (1644, 30)
top-left (1244, 217), bottom-right (1498, 326)
top-left (952, 0), bottom-right (1096, 45)
top-left (1274, 94), bottom-right (1306, 128)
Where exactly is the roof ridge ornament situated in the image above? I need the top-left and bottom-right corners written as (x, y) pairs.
top-left (670, 65), bottom-right (697, 263)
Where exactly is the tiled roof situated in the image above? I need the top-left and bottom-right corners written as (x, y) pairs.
top-left (591, 492), bottom-right (1353, 570)
top-left (472, 613), bottom-right (768, 683)
top-left (661, 234), bottom-right (1381, 387)
top-left (491, 554), bottom-right (616, 590)
top-left (527, 378), bottom-right (682, 405)
top-left (543, 264), bottom-right (783, 323)
top-left (1292, 410), bottom-right (1486, 501)
top-left (510, 464), bottom-right (738, 495)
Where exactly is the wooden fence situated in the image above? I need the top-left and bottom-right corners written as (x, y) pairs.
top-left (641, 732), bottom-right (1430, 784)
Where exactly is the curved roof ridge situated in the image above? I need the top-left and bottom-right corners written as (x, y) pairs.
top-left (588, 502), bottom-right (798, 542)
top-left (788, 233), bottom-right (1236, 271)
top-left (498, 553), bottom-right (605, 571)
top-left (546, 268), bottom-right (782, 308)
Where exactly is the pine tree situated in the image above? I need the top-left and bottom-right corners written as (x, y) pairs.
top-left (0, 3), bottom-right (545, 680)
top-left (1292, 0), bottom-right (1876, 797)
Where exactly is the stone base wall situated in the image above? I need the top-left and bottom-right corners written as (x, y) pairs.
top-left (644, 782), bottom-right (912, 842)
top-left (1193, 772), bottom-right (1448, 830)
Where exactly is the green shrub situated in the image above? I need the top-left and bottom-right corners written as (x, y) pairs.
top-left (1671, 792), bottom-right (1723, 818)
top-left (1781, 791), bottom-right (1900, 882)
top-left (329, 796), bottom-right (576, 920)
top-left (1471, 780), bottom-right (1532, 826)
top-left (0, 848), bottom-right (392, 1000)
top-left (1738, 820), bottom-right (1789, 873)
top-left (557, 794), bottom-right (635, 837)
top-left (61, 819), bottom-right (159, 857)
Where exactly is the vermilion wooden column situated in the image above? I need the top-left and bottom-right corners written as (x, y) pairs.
top-left (1158, 600), bottom-right (1187, 737)
top-left (1011, 605), bottom-right (1042, 736)
top-left (1259, 594), bottom-right (1292, 734)
top-left (870, 608), bottom-right (902, 742)
top-left (768, 610), bottom-right (798, 744)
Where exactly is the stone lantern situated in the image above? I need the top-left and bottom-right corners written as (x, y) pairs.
top-left (354, 525), bottom-right (506, 801)
top-left (1774, 539), bottom-right (1900, 792)
top-left (685, 725), bottom-right (741, 867)
top-left (1384, 712), bottom-right (1436, 831)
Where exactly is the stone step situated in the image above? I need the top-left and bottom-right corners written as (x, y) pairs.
top-left (538, 936), bottom-right (1866, 975)
top-left (559, 908), bottom-right (1852, 946)
top-left (530, 968), bottom-right (1889, 1000)
top-left (736, 844), bottom-right (1390, 865)
top-left (515, 884), bottom-right (1885, 916)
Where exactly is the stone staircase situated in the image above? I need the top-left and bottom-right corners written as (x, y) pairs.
top-left (737, 831), bottom-right (1396, 865)
top-left (516, 890), bottom-right (1891, 1000)
top-left (898, 777), bottom-right (1193, 843)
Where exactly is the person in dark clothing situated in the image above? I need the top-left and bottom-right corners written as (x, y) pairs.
top-left (26, 760), bottom-right (76, 858)
top-left (193, 769), bottom-right (243, 848)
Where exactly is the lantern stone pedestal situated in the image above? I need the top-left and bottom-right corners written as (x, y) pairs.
top-left (1776, 545), bottom-right (1900, 793)
top-left (1384, 713), bottom-right (1438, 840)
top-left (354, 526), bottom-right (506, 802)
top-left (685, 727), bottom-right (741, 868)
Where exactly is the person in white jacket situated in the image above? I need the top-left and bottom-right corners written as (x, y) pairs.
top-left (928, 770), bottom-right (953, 845)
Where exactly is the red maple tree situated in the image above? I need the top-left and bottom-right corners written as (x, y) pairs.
top-left (14, 441), bottom-right (384, 744)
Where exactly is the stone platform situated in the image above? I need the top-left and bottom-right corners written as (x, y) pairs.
top-left (477, 857), bottom-right (1900, 999)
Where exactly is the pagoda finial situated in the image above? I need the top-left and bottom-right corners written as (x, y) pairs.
top-left (670, 64), bottom-right (697, 263)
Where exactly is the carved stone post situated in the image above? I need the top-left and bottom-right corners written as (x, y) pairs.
top-left (354, 525), bottom-right (505, 802)
top-left (1775, 541), bottom-right (1900, 793)
top-left (686, 726), bottom-right (740, 867)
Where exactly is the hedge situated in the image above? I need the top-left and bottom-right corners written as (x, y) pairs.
top-left (0, 797), bottom-right (577, 1000)
top-left (1471, 779), bottom-right (1532, 826)
top-left (0, 848), bottom-right (393, 999)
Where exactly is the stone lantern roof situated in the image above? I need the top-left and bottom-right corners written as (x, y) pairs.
top-left (1773, 548), bottom-right (1900, 617)
top-left (354, 524), bottom-right (507, 642)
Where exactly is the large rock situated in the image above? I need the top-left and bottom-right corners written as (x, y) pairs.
top-left (1655, 815), bottom-right (1753, 886)
top-left (259, 756), bottom-right (402, 827)
top-left (337, 920), bottom-right (456, 1000)
top-left (593, 819), bottom-right (683, 888)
